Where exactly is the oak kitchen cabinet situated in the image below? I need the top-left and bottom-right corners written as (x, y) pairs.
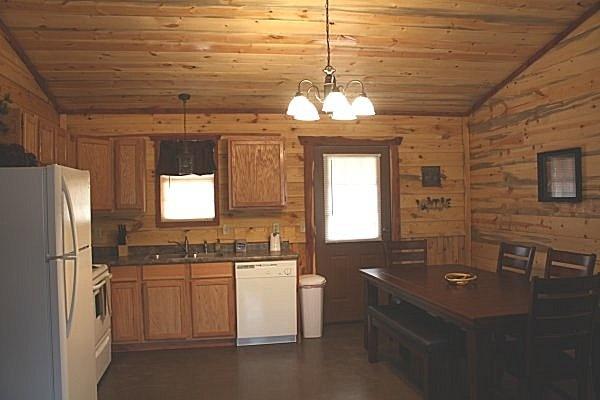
top-left (76, 136), bottom-right (146, 212)
top-left (228, 138), bottom-right (286, 210)
top-left (54, 128), bottom-right (68, 166)
top-left (110, 262), bottom-right (236, 348)
top-left (110, 267), bottom-right (143, 343)
top-left (77, 137), bottom-right (114, 211)
top-left (37, 119), bottom-right (56, 165)
top-left (190, 263), bottom-right (236, 338)
top-left (142, 265), bottom-right (190, 340)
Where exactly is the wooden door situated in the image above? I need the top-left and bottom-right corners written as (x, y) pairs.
top-left (190, 278), bottom-right (235, 338)
top-left (114, 138), bottom-right (146, 211)
top-left (77, 137), bottom-right (113, 211)
top-left (21, 111), bottom-right (38, 158)
top-left (54, 128), bottom-right (68, 166)
top-left (111, 281), bottom-right (142, 343)
top-left (314, 146), bottom-right (391, 322)
top-left (142, 280), bottom-right (190, 340)
top-left (38, 120), bottom-right (55, 165)
top-left (228, 138), bottom-right (286, 209)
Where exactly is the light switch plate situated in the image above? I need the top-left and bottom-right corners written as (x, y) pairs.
top-left (272, 222), bottom-right (280, 234)
top-left (222, 224), bottom-right (231, 235)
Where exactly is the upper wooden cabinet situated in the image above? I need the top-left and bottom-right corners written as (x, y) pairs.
top-left (228, 138), bottom-right (286, 210)
top-left (77, 137), bottom-right (114, 211)
top-left (76, 136), bottom-right (146, 212)
top-left (54, 128), bottom-right (68, 166)
top-left (38, 119), bottom-right (56, 165)
top-left (21, 112), bottom-right (39, 158)
top-left (114, 138), bottom-right (146, 211)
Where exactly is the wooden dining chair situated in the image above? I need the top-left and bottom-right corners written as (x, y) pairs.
top-left (384, 239), bottom-right (428, 269)
top-left (544, 248), bottom-right (597, 278)
top-left (496, 242), bottom-right (536, 279)
top-left (496, 275), bottom-right (600, 400)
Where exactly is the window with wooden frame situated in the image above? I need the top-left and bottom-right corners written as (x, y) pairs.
top-left (154, 138), bottom-right (220, 227)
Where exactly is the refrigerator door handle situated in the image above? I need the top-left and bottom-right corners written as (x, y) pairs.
top-left (62, 176), bottom-right (79, 337)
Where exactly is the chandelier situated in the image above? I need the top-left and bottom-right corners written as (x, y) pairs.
top-left (286, 0), bottom-right (375, 121)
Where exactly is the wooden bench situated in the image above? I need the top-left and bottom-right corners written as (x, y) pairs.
top-left (367, 305), bottom-right (457, 400)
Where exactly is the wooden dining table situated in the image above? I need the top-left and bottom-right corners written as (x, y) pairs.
top-left (360, 264), bottom-right (534, 400)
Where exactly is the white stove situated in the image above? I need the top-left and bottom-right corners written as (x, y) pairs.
top-left (92, 264), bottom-right (112, 383)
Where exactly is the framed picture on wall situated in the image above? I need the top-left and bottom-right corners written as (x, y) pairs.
top-left (537, 147), bottom-right (582, 202)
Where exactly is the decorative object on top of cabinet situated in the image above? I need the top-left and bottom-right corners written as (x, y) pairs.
top-left (416, 197), bottom-right (452, 212)
top-left (537, 147), bottom-right (582, 203)
top-left (38, 119), bottom-right (56, 165)
top-left (421, 166), bottom-right (444, 187)
top-left (114, 138), bottom-right (146, 211)
top-left (228, 138), bottom-right (286, 210)
top-left (77, 137), bottom-right (114, 211)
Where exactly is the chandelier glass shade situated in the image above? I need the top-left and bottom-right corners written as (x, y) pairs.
top-left (286, 0), bottom-right (375, 121)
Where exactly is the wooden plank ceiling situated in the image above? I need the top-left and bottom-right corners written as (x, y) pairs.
top-left (0, 0), bottom-right (597, 115)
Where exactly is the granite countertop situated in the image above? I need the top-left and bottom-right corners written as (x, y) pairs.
top-left (95, 248), bottom-right (299, 267)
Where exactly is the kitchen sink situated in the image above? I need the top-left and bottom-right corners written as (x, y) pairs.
top-left (146, 253), bottom-right (225, 262)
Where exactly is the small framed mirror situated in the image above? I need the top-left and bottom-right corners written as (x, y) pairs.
top-left (537, 147), bottom-right (582, 203)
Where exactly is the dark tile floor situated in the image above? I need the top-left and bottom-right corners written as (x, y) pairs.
top-left (98, 323), bottom-right (420, 400)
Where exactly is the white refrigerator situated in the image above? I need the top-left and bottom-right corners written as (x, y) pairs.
top-left (0, 165), bottom-right (97, 400)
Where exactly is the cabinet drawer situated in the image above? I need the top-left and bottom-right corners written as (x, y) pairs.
top-left (191, 263), bottom-right (233, 279)
top-left (143, 264), bottom-right (187, 280)
top-left (111, 266), bottom-right (139, 282)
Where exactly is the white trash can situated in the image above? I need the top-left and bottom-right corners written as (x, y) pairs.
top-left (299, 274), bottom-right (326, 339)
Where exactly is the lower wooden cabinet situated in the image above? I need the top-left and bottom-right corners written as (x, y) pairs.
top-left (111, 263), bottom-right (235, 348)
top-left (111, 281), bottom-right (142, 343)
top-left (191, 278), bottom-right (235, 338)
top-left (142, 280), bottom-right (190, 340)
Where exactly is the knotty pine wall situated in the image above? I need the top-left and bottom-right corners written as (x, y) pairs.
top-left (468, 13), bottom-right (600, 274)
top-left (0, 28), bottom-right (58, 125)
top-left (67, 114), bottom-right (468, 270)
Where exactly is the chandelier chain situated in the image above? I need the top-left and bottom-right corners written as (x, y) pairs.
top-left (325, 0), bottom-right (331, 67)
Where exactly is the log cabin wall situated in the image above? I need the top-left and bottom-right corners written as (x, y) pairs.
top-left (67, 114), bottom-right (468, 272)
top-left (468, 13), bottom-right (600, 274)
top-left (0, 26), bottom-right (58, 125)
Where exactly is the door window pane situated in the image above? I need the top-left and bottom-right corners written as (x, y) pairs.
top-left (323, 154), bottom-right (381, 242)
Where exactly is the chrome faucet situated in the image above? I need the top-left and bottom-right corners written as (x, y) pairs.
top-left (203, 240), bottom-right (209, 254)
top-left (169, 232), bottom-right (190, 257)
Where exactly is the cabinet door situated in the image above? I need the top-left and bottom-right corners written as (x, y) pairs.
top-left (142, 280), bottom-right (190, 340)
top-left (21, 111), bottom-right (38, 158)
top-left (77, 137), bottom-right (114, 211)
top-left (111, 281), bottom-right (142, 343)
top-left (54, 128), bottom-right (68, 166)
top-left (38, 120), bottom-right (56, 165)
top-left (228, 139), bottom-right (286, 209)
top-left (114, 138), bottom-right (146, 211)
top-left (190, 278), bottom-right (235, 338)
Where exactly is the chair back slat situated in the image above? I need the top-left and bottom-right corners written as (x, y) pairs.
top-left (544, 248), bottom-right (596, 278)
top-left (496, 242), bottom-right (536, 279)
top-left (527, 275), bottom-right (600, 354)
top-left (384, 239), bottom-right (427, 269)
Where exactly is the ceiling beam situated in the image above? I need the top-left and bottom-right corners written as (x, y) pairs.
top-left (0, 16), bottom-right (61, 113)
top-left (468, 3), bottom-right (600, 115)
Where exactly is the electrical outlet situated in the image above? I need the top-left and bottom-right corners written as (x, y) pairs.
top-left (272, 222), bottom-right (280, 234)
top-left (299, 222), bottom-right (306, 233)
top-left (222, 224), bottom-right (231, 235)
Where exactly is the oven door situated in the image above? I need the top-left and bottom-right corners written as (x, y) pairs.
top-left (93, 273), bottom-right (112, 345)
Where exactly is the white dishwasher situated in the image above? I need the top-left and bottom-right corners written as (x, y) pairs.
top-left (235, 260), bottom-right (297, 346)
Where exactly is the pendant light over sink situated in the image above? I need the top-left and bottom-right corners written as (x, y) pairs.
top-left (286, 0), bottom-right (375, 121)
top-left (175, 93), bottom-right (193, 176)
